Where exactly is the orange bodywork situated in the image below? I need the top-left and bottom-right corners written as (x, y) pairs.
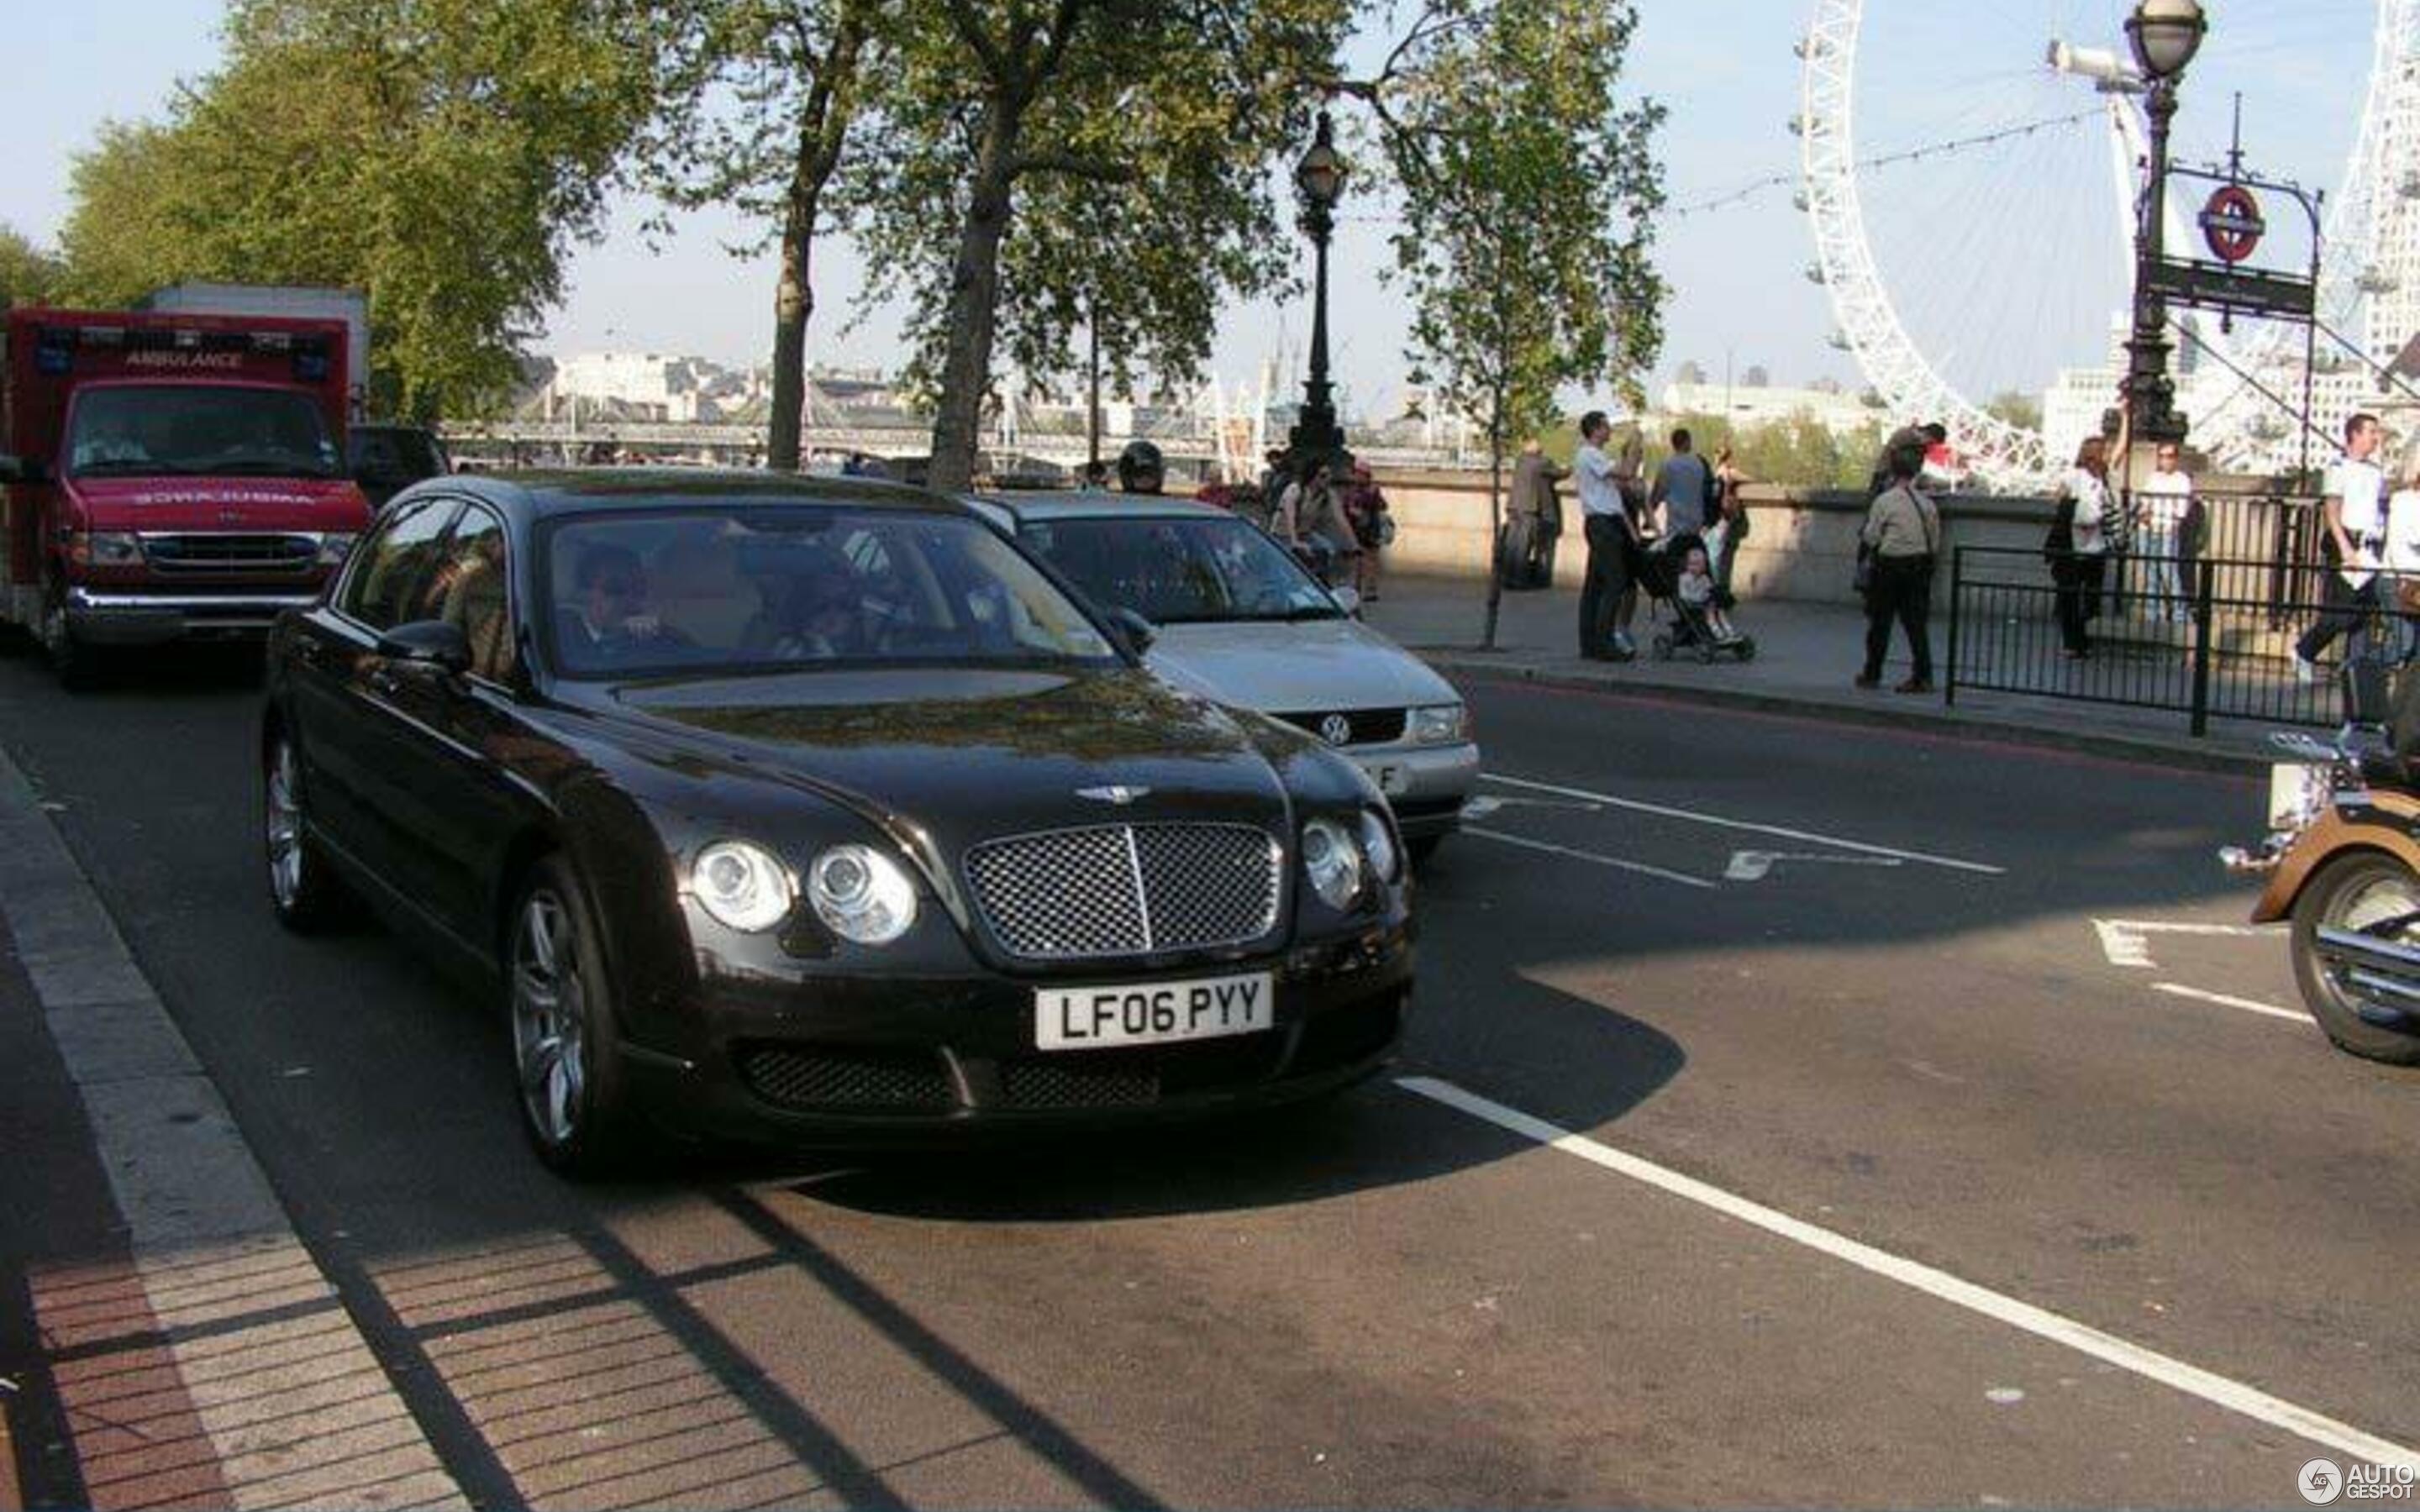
top-left (2253, 788), bottom-right (2420, 923)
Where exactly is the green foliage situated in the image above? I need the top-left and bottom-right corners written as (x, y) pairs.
top-left (1985, 389), bottom-right (2042, 432)
top-left (1372, 0), bottom-right (1665, 447)
top-left (842, 0), bottom-right (1351, 486)
top-left (57, 0), bottom-right (655, 418)
top-left (1670, 409), bottom-right (1887, 492)
top-left (0, 224), bottom-right (66, 308)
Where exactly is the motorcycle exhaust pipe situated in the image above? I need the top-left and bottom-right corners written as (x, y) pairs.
top-left (2314, 927), bottom-right (2420, 1028)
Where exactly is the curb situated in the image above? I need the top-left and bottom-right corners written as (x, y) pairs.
top-left (0, 746), bottom-right (469, 1509)
top-left (1416, 650), bottom-right (2274, 779)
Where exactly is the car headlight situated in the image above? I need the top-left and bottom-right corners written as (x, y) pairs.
top-left (1301, 816), bottom-right (1366, 909)
top-left (68, 531), bottom-right (142, 567)
top-left (807, 843), bottom-right (918, 945)
top-left (1358, 808), bottom-right (1401, 885)
top-left (1409, 703), bottom-right (1469, 746)
top-left (691, 840), bottom-right (795, 932)
top-left (318, 533), bottom-right (358, 565)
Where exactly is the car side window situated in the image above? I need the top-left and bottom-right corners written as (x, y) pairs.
top-left (424, 507), bottom-right (516, 683)
top-left (340, 499), bottom-right (462, 633)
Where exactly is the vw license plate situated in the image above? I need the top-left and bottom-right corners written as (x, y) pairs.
top-left (1358, 760), bottom-right (1408, 796)
top-left (1035, 971), bottom-right (1275, 1052)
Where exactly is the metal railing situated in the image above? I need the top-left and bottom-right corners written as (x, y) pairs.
top-left (1944, 544), bottom-right (2376, 736)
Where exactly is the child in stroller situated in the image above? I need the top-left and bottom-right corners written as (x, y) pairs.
top-left (1643, 537), bottom-right (1755, 662)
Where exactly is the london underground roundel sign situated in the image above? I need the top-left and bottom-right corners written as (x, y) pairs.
top-left (2201, 184), bottom-right (2265, 265)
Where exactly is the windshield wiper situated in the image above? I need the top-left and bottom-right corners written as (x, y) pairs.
top-left (73, 460), bottom-right (200, 476)
top-left (208, 459), bottom-right (338, 477)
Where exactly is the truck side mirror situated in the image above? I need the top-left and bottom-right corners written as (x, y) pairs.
top-left (0, 455), bottom-right (49, 485)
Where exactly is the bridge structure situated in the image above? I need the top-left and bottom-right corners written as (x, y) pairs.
top-left (439, 419), bottom-right (1476, 476)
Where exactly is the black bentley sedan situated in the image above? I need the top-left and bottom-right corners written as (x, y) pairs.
top-left (260, 471), bottom-right (1412, 1174)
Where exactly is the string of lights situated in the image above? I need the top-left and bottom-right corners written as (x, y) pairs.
top-left (1670, 107), bottom-right (2105, 218)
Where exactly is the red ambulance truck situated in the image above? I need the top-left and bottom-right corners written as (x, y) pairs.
top-left (0, 307), bottom-right (372, 685)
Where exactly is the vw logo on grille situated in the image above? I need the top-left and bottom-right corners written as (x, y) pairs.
top-left (1076, 785), bottom-right (1150, 806)
top-left (1318, 713), bottom-right (1355, 747)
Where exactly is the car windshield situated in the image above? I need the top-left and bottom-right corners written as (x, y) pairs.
top-left (66, 384), bottom-right (341, 480)
top-left (1018, 514), bottom-right (1343, 624)
top-left (542, 505), bottom-right (1119, 680)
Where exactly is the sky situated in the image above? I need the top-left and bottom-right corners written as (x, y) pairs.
top-left (7, 3), bottom-right (2373, 423)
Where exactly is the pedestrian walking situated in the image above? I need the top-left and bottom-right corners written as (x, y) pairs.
top-left (1855, 438), bottom-right (1941, 692)
top-left (1506, 439), bottom-right (1567, 590)
top-left (1344, 463), bottom-right (1392, 601)
top-left (2293, 412), bottom-right (2390, 682)
top-left (1707, 446), bottom-right (1749, 606)
top-left (2381, 445), bottom-right (2420, 664)
top-left (1575, 412), bottom-right (1641, 660)
top-left (2044, 434), bottom-right (2121, 658)
top-left (2134, 439), bottom-right (2193, 622)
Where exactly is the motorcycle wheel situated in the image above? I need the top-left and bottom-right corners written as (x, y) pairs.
top-left (2290, 852), bottom-right (2420, 1065)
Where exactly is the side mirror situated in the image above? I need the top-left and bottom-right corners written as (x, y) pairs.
top-left (376, 619), bottom-right (473, 676)
top-left (1329, 585), bottom-right (1363, 618)
top-left (0, 454), bottom-right (49, 485)
top-left (1107, 606), bottom-right (1157, 657)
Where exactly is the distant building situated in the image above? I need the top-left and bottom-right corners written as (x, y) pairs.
top-left (1656, 380), bottom-right (1879, 440)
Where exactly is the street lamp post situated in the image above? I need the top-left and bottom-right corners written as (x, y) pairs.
top-left (2123, 0), bottom-right (2207, 448)
top-left (1286, 110), bottom-right (1351, 480)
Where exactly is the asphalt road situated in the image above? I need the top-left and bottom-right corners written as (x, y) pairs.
top-left (3, 638), bottom-right (2416, 1509)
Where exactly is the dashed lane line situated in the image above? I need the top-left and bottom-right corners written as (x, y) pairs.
top-left (2151, 981), bottom-right (2314, 1025)
top-left (1481, 772), bottom-right (2005, 875)
top-left (1464, 827), bottom-right (1718, 890)
top-left (1397, 1074), bottom-right (2420, 1473)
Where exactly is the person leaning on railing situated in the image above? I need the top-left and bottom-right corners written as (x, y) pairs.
top-left (1854, 438), bottom-right (1940, 694)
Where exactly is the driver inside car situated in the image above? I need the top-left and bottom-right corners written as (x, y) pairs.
top-left (556, 543), bottom-right (686, 666)
top-left (752, 559), bottom-right (865, 660)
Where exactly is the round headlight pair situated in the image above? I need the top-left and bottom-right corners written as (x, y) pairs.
top-left (691, 840), bottom-right (918, 944)
top-left (1302, 811), bottom-right (1403, 910)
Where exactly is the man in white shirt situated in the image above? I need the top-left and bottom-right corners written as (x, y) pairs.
top-left (1574, 411), bottom-right (1642, 659)
top-left (2135, 441), bottom-right (2194, 623)
top-left (2294, 412), bottom-right (2388, 681)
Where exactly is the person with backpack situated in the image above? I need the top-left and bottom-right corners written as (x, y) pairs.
top-left (2044, 433), bottom-right (2123, 659)
top-left (1857, 438), bottom-right (1942, 692)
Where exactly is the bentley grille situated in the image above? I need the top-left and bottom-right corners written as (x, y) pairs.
top-left (963, 822), bottom-right (1282, 960)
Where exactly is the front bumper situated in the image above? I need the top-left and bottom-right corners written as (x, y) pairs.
top-left (1348, 740), bottom-right (1481, 837)
top-left (67, 587), bottom-right (321, 644)
top-left (623, 925), bottom-right (1414, 1145)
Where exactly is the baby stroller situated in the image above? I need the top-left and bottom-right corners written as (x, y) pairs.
top-left (1636, 532), bottom-right (1756, 664)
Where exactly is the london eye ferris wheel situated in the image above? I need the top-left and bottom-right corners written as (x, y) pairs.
top-left (1797, 0), bottom-right (2420, 487)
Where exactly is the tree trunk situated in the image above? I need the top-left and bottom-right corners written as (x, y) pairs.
top-left (766, 217), bottom-right (816, 472)
top-left (1482, 391), bottom-right (1506, 651)
top-left (926, 101), bottom-right (1024, 492)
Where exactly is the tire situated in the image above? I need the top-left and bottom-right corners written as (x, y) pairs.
top-left (1650, 633), bottom-right (1674, 661)
top-left (1738, 637), bottom-right (1758, 662)
top-left (262, 730), bottom-right (355, 932)
top-left (2290, 852), bottom-right (2420, 1065)
top-left (507, 855), bottom-right (639, 1176)
top-left (41, 577), bottom-right (98, 690)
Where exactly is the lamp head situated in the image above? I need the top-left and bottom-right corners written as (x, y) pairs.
top-left (2126, 0), bottom-right (2207, 81)
top-left (1294, 111), bottom-right (1345, 208)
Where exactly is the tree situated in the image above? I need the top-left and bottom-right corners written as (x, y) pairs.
top-left (58, 0), bottom-right (655, 417)
top-left (1985, 389), bottom-right (2042, 432)
top-left (844, 0), bottom-right (1349, 491)
top-left (0, 224), bottom-right (66, 308)
top-left (638, 1), bottom-right (878, 470)
top-left (1352, 0), bottom-right (1664, 648)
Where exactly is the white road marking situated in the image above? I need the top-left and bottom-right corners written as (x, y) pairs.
top-left (1397, 1075), bottom-right (2420, 1473)
top-left (2152, 981), bottom-right (2313, 1026)
top-left (1465, 827), bottom-right (1718, 890)
top-left (1462, 795), bottom-right (1603, 822)
top-left (2093, 918), bottom-right (2270, 970)
top-left (1723, 849), bottom-right (1904, 884)
top-left (1482, 772), bottom-right (2004, 875)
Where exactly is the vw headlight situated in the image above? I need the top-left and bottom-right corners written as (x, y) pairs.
top-left (691, 840), bottom-right (795, 932)
top-left (1409, 703), bottom-right (1469, 746)
top-left (1301, 816), bottom-right (1366, 910)
top-left (808, 843), bottom-right (918, 945)
top-left (318, 533), bottom-right (358, 565)
top-left (1358, 808), bottom-right (1401, 885)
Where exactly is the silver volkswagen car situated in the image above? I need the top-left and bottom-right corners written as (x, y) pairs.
top-left (974, 492), bottom-right (1479, 859)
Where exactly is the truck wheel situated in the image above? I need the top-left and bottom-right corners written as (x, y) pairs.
top-left (41, 580), bottom-right (97, 690)
top-left (2290, 852), bottom-right (2420, 1065)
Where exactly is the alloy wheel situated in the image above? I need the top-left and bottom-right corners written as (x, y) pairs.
top-left (511, 889), bottom-right (589, 1149)
top-left (265, 739), bottom-right (303, 911)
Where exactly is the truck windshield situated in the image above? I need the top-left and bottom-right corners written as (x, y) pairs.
top-left (66, 385), bottom-right (341, 480)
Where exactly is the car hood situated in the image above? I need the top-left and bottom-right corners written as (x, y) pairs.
top-left (582, 664), bottom-right (1299, 847)
top-left (1144, 616), bottom-right (1460, 715)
